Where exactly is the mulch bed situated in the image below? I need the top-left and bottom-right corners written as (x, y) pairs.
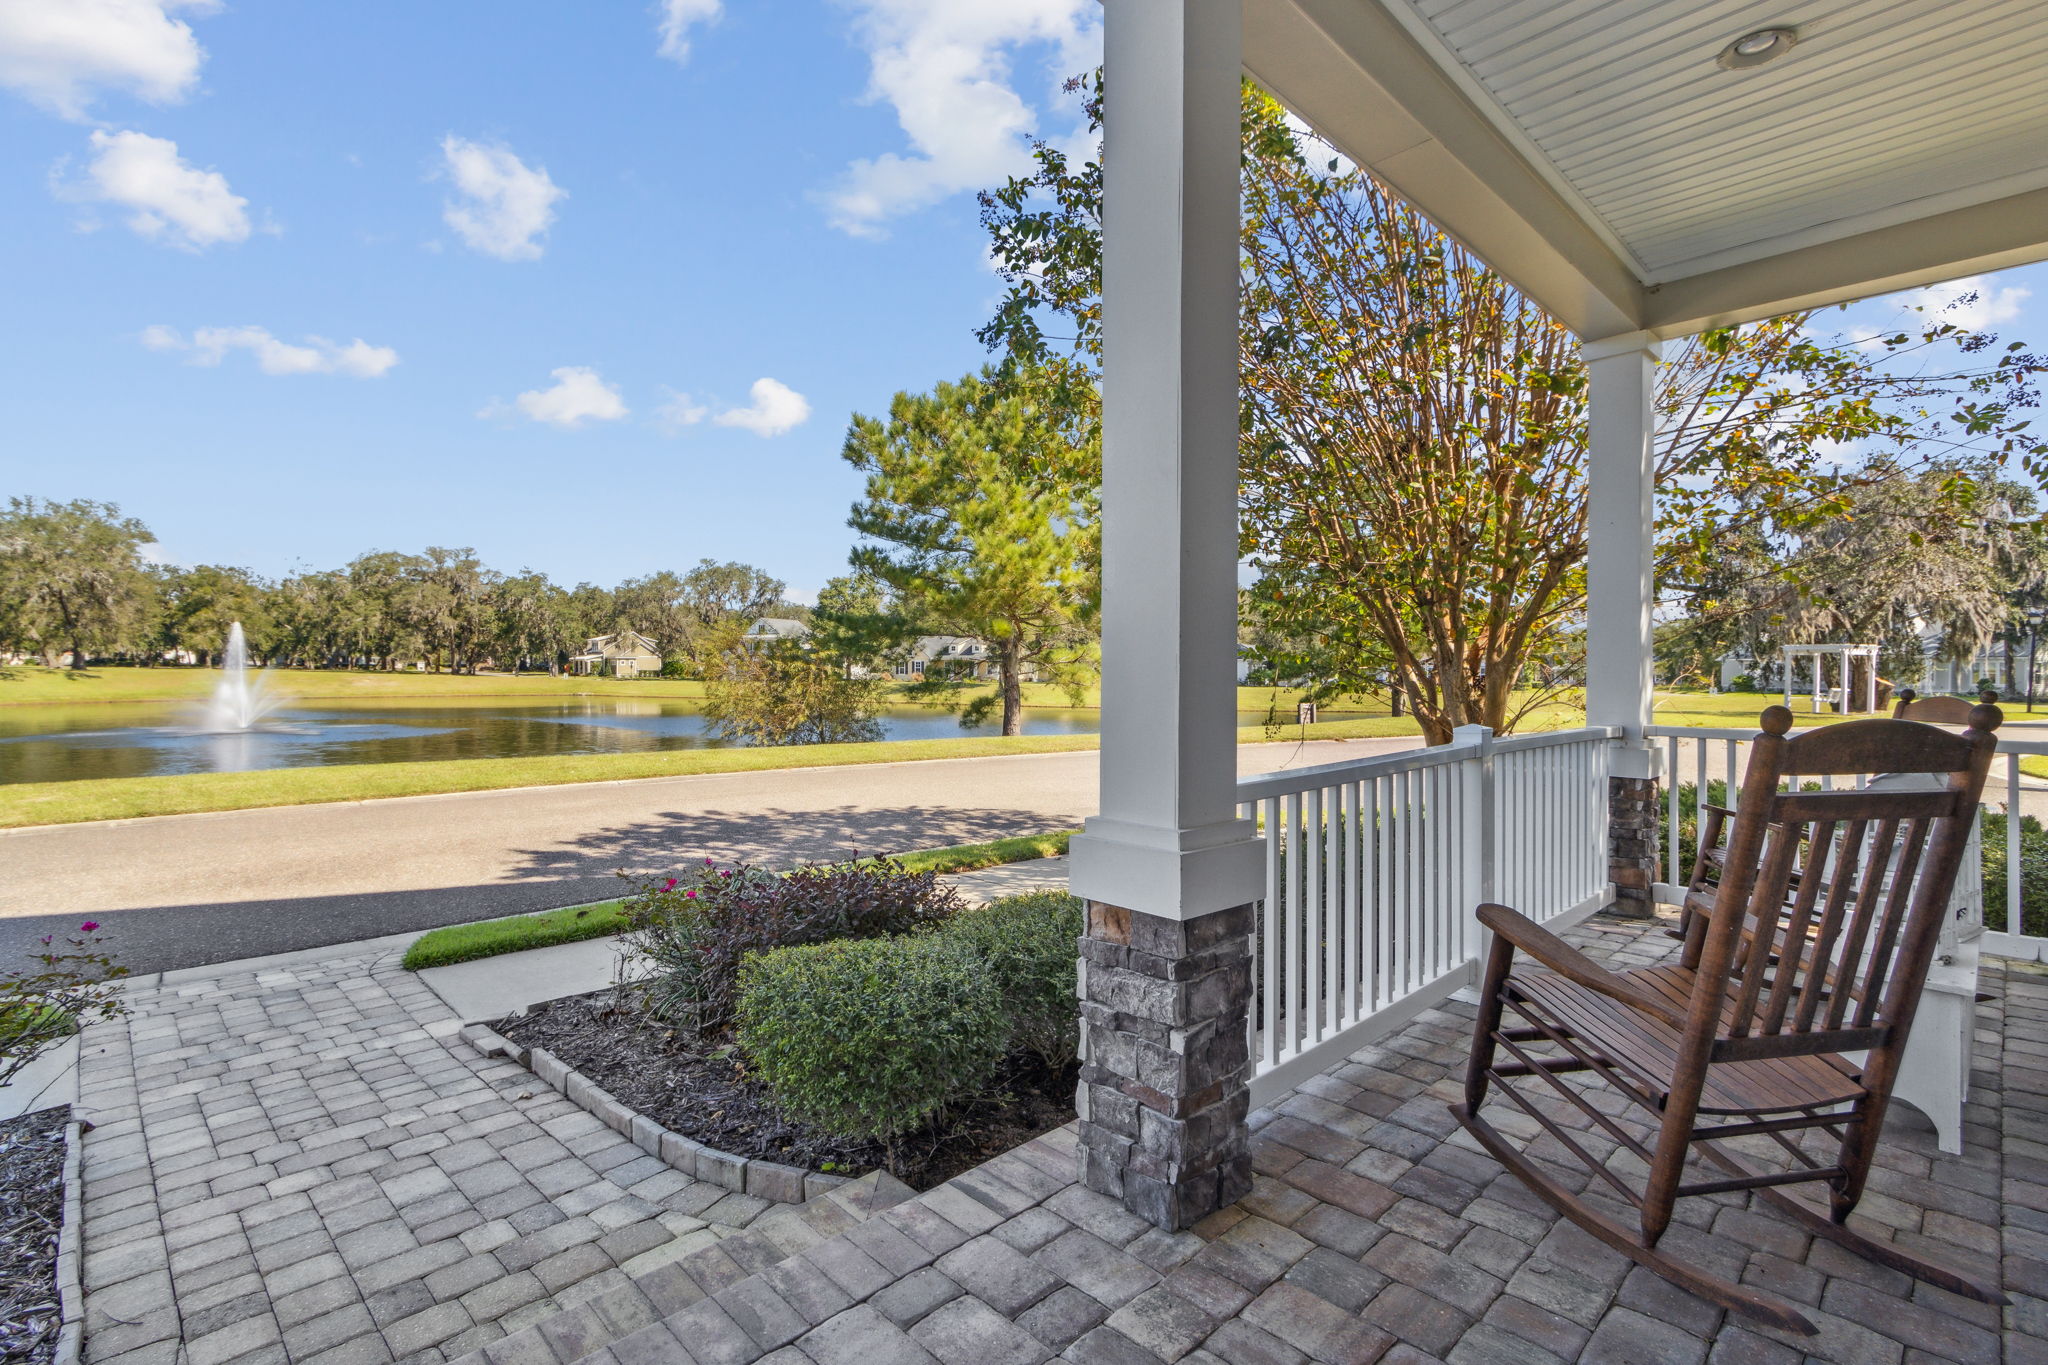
top-left (495, 989), bottom-right (1076, 1191)
top-left (0, 1107), bottom-right (69, 1365)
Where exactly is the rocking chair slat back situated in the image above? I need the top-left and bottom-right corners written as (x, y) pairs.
top-left (1703, 715), bottom-right (1989, 1048)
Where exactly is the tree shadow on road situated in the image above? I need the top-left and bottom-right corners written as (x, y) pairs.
top-left (0, 807), bottom-right (1086, 976)
top-left (502, 803), bottom-right (1085, 884)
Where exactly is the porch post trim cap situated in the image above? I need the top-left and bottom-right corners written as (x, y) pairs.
top-left (1578, 330), bottom-right (1662, 362)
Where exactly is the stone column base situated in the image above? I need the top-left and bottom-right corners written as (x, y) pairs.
top-left (1608, 774), bottom-right (1659, 918)
top-left (1075, 901), bottom-right (1254, 1231)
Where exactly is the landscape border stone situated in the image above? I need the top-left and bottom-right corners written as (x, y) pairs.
top-left (52, 1115), bottom-right (87, 1365)
top-left (457, 1021), bottom-right (845, 1206)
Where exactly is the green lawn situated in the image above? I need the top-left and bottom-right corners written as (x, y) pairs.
top-left (400, 899), bottom-right (635, 970)
top-left (399, 829), bottom-right (1077, 970)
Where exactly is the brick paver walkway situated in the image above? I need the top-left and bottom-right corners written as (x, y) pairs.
top-left (73, 941), bottom-right (773, 1365)
top-left (71, 911), bottom-right (2048, 1365)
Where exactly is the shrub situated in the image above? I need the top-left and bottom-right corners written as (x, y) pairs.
top-left (622, 856), bottom-right (963, 1031)
top-left (1982, 809), bottom-right (2048, 938)
top-left (2, 921), bottom-right (126, 1090)
top-left (737, 934), bottom-right (1007, 1155)
top-left (944, 892), bottom-right (1084, 1068)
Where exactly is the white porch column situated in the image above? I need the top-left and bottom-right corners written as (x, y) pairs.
top-left (1067, 0), bottom-right (1262, 1231)
top-left (1582, 331), bottom-right (1661, 915)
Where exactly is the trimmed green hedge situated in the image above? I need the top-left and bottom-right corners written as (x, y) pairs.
top-left (1983, 809), bottom-right (2048, 938)
top-left (736, 934), bottom-right (1009, 1148)
top-left (735, 890), bottom-right (1086, 1152)
top-left (946, 892), bottom-right (1085, 1068)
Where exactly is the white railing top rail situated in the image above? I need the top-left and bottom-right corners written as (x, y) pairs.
top-left (1234, 724), bottom-right (1620, 803)
top-left (1647, 721), bottom-right (2048, 757)
top-left (1492, 725), bottom-right (1624, 754)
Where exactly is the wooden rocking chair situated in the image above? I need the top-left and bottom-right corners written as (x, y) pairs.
top-left (1451, 704), bottom-right (2007, 1333)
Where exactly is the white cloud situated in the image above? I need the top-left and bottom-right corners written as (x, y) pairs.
top-left (655, 0), bottom-right (721, 64)
top-left (143, 324), bottom-right (399, 377)
top-left (821, 0), bottom-right (1098, 237)
top-left (655, 389), bottom-right (709, 433)
top-left (713, 377), bottom-right (810, 437)
top-left (62, 129), bottom-right (249, 248)
top-left (1809, 436), bottom-right (1864, 469)
top-left (0, 0), bottom-right (214, 120)
top-left (440, 135), bottom-right (564, 261)
top-left (1900, 274), bottom-right (2030, 331)
top-left (490, 367), bottom-right (628, 428)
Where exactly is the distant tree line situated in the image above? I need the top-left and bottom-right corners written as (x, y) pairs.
top-left (0, 495), bottom-right (803, 676)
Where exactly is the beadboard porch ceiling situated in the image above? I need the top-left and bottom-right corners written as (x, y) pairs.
top-left (1244, 0), bottom-right (2048, 340)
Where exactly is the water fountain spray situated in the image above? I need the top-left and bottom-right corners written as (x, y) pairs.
top-left (198, 622), bottom-right (275, 732)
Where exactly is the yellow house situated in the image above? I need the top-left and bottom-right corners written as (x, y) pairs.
top-left (567, 631), bottom-right (661, 678)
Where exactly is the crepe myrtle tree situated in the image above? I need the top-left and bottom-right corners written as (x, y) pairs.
top-left (842, 365), bottom-right (1099, 736)
top-left (980, 75), bottom-right (2048, 743)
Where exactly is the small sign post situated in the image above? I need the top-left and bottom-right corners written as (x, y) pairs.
top-left (1297, 700), bottom-right (1318, 727)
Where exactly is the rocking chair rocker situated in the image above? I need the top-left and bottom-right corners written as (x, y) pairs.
top-left (1451, 704), bottom-right (2007, 1333)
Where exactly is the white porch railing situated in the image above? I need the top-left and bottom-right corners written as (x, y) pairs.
top-left (1237, 725), bottom-right (1619, 1106)
top-left (1647, 723), bottom-right (2048, 963)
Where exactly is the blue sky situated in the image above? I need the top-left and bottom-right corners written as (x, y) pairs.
top-left (1, 2), bottom-right (2042, 601)
top-left (0, 0), bottom-right (1098, 599)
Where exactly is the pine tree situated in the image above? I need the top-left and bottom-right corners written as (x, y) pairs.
top-left (842, 367), bottom-right (1098, 735)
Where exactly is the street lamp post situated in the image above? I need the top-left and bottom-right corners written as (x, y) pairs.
top-left (2028, 607), bottom-right (2046, 713)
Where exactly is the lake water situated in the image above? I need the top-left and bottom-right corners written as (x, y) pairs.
top-left (0, 698), bottom-right (1105, 785)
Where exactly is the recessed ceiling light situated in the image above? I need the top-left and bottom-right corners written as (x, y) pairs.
top-left (1717, 26), bottom-right (1798, 69)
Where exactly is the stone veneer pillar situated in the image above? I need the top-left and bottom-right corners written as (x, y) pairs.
top-left (1608, 775), bottom-right (1660, 918)
top-left (1075, 901), bottom-right (1254, 1231)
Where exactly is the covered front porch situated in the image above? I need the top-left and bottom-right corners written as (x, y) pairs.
top-left (1060, 0), bottom-right (2048, 1339)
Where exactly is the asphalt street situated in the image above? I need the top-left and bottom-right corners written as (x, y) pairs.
top-left (0, 736), bottom-right (1418, 973)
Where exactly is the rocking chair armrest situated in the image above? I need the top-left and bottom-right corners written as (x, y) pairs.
top-left (1475, 903), bottom-right (1690, 1031)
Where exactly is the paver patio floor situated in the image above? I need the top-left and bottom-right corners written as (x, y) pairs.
top-left (72, 910), bottom-right (2048, 1365)
top-left (73, 940), bottom-right (774, 1365)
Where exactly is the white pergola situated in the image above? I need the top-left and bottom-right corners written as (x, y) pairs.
top-left (1067, 0), bottom-right (2048, 1230)
top-left (1782, 642), bottom-right (1882, 714)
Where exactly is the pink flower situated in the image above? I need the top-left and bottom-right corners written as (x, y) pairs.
top-left (662, 878), bottom-right (678, 892)
top-left (40, 935), bottom-right (52, 946)
top-left (79, 921), bottom-right (100, 933)
top-left (704, 857), bottom-right (715, 866)
top-left (684, 890), bottom-right (697, 899)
